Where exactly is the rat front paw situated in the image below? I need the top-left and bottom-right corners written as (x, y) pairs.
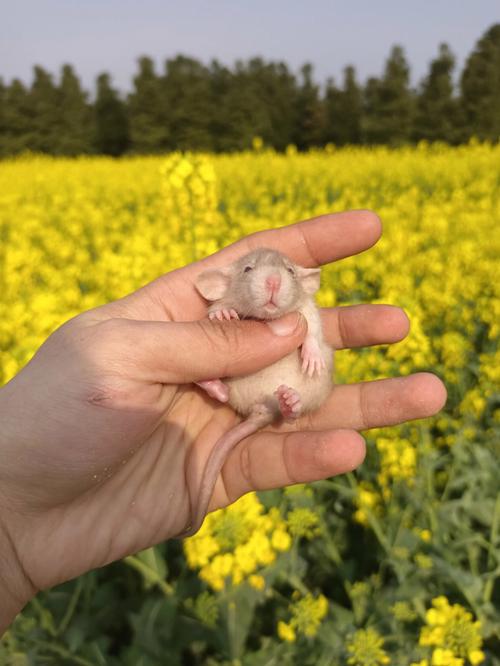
top-left (301, 337), bottom-right (326, 377)
top-left (208, 308), bottom-right (240, 321)
top-left (275, 384), bottom-right (302, 420)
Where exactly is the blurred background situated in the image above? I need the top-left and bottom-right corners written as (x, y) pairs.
top-left (0, 0), bottom-right (499, 155)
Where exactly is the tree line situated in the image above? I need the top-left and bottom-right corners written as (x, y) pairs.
top-left (0, 24), bottom-right (498, 156)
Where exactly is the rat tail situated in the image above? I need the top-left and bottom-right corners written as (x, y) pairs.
top-left (179, 406), bottom-right (274, 538)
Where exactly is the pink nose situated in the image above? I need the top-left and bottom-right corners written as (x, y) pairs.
top-left (265, 274), bottom-right (281, 292)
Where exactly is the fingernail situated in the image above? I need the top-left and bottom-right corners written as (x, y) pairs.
top-left (267, 312), bottom-right (303, 336)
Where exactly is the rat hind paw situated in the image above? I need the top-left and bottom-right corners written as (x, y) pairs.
top-left (208, 308), bottom-right (240, 321)
top-left (196, 379), bottom-right (229, 402)
top-left (275, 384), bottom-right (302, 420)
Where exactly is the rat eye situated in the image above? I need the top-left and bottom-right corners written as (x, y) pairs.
top-left (287, 267), bottom-right (295, 276)
top-left (244, 266), bottom-right (253, 273)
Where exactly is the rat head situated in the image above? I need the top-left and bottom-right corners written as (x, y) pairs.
top-left (195, 248), bottom-right (321, 319)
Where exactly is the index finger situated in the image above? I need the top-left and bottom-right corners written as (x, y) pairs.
top-left (127, 210), bottom-right (381, 321)
top-left (187, 209), bottom-right (382, 275)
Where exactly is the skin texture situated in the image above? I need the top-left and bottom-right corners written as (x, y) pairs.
top-left (185, 249), bottom-right (333, 535)
top-left (0, 210), bottom-right (447, 632)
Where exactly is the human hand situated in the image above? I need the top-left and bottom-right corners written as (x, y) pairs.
top-left (0, 210), bottom-right (446, 628)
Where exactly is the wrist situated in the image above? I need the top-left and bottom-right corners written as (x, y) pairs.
top-left (0, 512), bottom-right (35, 634)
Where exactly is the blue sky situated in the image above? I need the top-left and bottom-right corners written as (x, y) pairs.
top-left (1, 0), bottom-right (498, 92)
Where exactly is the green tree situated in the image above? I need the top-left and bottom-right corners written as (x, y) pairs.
top-left (206, 60), bottom-right (245, 151)
top-left (414, 44), bottom-right (458, 143)
top-left (1, 79), bottom-right (33, 154)
top-left (323, 76), bottom-right (342, 145)
top-left (29, 65), bottom-right (60, 152)
top-left (208, 59), bottom-right (266, 151)
top-left (362, 76), bottom-right (382, 144)
top-left (324, 65), bottom-right (362, 145)
top-left (251, 59), bottom-right (298, 150)
top-left (93, 73), bottom-right (129, 156)
top-left (162, 55), bottom-right (213, 151)
top-left (460, 23), bottom-right (500, 141)
top-left (363, 46), bottom-right (414, 144)
top-left (340, 65), bottom-right (363, 144)
top-left (129, 56), bottom-right (169, 153)
top-left (0, 78), bottom-right (6, 156)
top-left (217, 58), bottom-right (299, 151)
top-left (57, 64), bottom-right (92, 155)
top-left (293, 63), bottom-right (325, 149)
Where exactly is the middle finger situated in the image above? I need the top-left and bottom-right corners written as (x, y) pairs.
top-left (284, 372), bottom-right (447, 432)
top-left (322, 304), bottom-right (409, 349)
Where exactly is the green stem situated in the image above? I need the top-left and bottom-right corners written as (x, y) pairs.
top-left (322, 529), bottom-right (343, 566)
top-left (30, 597), bottom-right (56, 637)
top-left (346, 473), bottom-right (392, 555)
top-left (57, 576), bottom-right (84, 636)
top-left (124, 554), bottom-right (174, 596)
top-left (36, 640), bottom-right (96, 666)
top-left (484, 492), bottom-right (500, 603)
top-left (227, 600), bottom-right (238, 661)
top-left (289, 540), bottom-right (309, 595)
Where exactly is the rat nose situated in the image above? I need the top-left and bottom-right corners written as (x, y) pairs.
top-left (265, 273), bottom-right (281, 292)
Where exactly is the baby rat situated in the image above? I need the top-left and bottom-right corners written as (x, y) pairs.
top-left (182, 248), bottom-right (334, 537)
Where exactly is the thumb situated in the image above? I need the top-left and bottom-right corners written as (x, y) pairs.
top-left (119, 312), bottom-right (307, 384)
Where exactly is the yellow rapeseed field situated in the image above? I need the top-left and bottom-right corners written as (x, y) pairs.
top-left (1, 143), bottom-right (499, 664)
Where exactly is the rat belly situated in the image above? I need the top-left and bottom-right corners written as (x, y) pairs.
top-left (226, 345), bottom-right (333, 418)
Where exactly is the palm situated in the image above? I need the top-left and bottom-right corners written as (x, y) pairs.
top-left (5, 211), bottom-right (446, 593)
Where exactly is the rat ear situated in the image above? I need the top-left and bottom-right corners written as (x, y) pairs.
top-left (195, 267), bottom-right (231, 301)
top-left (297, 266), bottom-right (321, 294)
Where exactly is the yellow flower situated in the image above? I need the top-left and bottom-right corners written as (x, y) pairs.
top-left (277, 620), bottom-right (296, 642)
top-left (354, 482), bottom-right (382, 526)
top-left (184, 493), bottom-right (291, 589)
top-left (414, 553), bottom-right (433, 569)
top-left (376, 436), bottom-right (417, 490)
top-left (431, 648), bottom-right (463, 666)
top-left (419, 597), bottom-right (484, 665)
top-left (390, 601), bottom-right (417, 622)
top-left (278, 593), bottom-right (328, 640)
top-left (252, 136), bottom-right (264, 151)
top-left (271, 529), bottom-right (292, 551)
top-left (248, 574), bottom-right (265, 591)
top-left (286, 507), bottom-right (322, 539)
top-left (347, 627), bottom-right (390, 665)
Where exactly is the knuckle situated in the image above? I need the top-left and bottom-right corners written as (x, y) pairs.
top-left (80, 317), bottom-right (136, 378)
top-left (95, 317), bottom-right (128, 339)
top-left (199, 318), bottom-right (246, 362)
top-left (200, 320), bottom-right (251, 376)
top-left (84, 378), bottom-right (130, 409)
